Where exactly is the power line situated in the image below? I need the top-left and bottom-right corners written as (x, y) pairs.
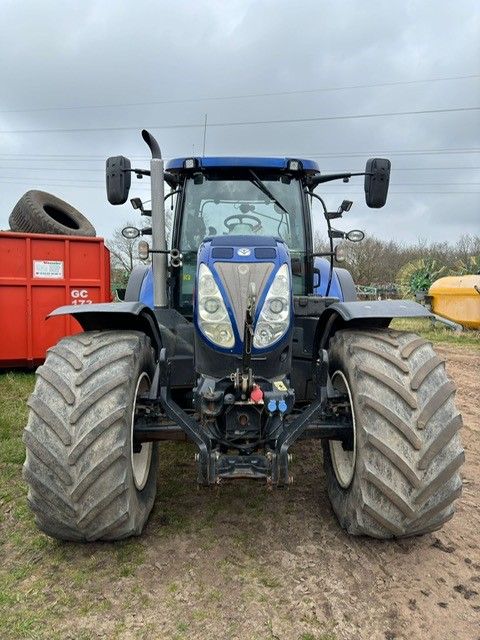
top-left (0, 174), bottom-right (479, 186)
top-left (0, 178), bottom-right (479, 196)
top-left (0, 177), bottom-right (150, 193)
top-left (1, 74), bottom-right (478, 114)
top-left (308, 149), bottom-right (480, 158)
top-left (1, 147), bottom-right (480, 159)
top-left (0, 166), bottom-right (103, 172)
top-left (1, 165), bottom-right (479, 173)
top-left (1, 106), bottom-right (478, 135)
top-left (345, 166), bottom-right (480, 171)
top-left (1, 148), bottom-right (479, 163)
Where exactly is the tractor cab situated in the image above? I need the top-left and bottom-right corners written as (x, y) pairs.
top-left (114, 149), bottom-right (391, 403)
top-left (167, 157), bottom-right (318, 311)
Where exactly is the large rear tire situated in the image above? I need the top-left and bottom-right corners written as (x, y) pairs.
top-left (323, 328), bottom-right (464, 538)
top-left (23, 331), bottom-right (158, 541)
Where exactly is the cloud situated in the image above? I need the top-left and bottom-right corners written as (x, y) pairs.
top-left (0, 0), bottom-right (479, 243)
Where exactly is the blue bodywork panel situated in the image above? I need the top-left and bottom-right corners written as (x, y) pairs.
top-left (139, 268), bottom-right (154, 309)
top-left (166, 157), bottom-right (320, 173)
top-left (313, 257), bottom-right (343, 299)
top-left (194, 235), bottom-right (293, 356)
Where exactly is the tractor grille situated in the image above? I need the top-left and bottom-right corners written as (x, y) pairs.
top-left (214, 262), bottom-right (274, 339)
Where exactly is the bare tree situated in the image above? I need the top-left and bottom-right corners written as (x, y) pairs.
top-left (326, 234), bottom-right (480, 285)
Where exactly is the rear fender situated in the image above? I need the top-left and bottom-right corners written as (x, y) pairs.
top-left (314, 299), bottom-right (432, 351)
top-left (49, 302), bottom-right (163, 356)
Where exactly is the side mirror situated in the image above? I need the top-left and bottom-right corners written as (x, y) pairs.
top-left (364, 158), bottom-right (391, 208)
top-left (106, 156), bottom-right (131, 204)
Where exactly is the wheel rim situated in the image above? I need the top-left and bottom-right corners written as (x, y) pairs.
top-left (329, 370), bottom-right (357, 489)
top-left (131, 372), bottom-right (153, 491)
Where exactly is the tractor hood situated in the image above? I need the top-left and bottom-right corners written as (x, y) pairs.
top-left (194, 235), bottom-right (293, 360)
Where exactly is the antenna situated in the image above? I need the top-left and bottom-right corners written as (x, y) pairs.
top-left (202, 113), bottom-right (208, 157)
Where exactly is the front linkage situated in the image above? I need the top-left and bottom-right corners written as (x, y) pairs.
top-left (134, 347), bottom-right (353, 486)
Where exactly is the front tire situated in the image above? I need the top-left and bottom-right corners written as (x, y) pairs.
top-left (23, 331), bottom-right (158, 541)
top-left (323, 328), bottom-right (464, 538)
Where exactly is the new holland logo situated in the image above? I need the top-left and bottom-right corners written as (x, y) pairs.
top-left (237, 248), bottom-right (251, 256)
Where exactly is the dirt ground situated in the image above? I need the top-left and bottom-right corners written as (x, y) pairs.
top-left (1, 343), bottom-right (479, 640)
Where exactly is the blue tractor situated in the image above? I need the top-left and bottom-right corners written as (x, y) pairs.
top-left (23, 130), bottom-right (464, 541)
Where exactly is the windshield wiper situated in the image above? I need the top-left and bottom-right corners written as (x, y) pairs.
top-left (248, 170), bottom-right (291, 217)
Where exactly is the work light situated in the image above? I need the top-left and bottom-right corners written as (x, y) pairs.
top-left (184, 158), bottom-right (198, 169)
top-left (287, 159), bottom-right (302, 171)
top-left (122, 226), bottom-right (140, 239)
top-left (346, 229), bottom-right (365, 243)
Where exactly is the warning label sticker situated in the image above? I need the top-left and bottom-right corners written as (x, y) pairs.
top-left (33, 260), bottom-right (64, 279)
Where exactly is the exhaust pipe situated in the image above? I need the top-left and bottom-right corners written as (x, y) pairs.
top-left (142, 130), bottom-right (167, 308)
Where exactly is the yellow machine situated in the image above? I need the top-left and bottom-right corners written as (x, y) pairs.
top-left (429, 275), bottom-right (480, 329)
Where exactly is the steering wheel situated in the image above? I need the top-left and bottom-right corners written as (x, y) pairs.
top-left (224, 213), bottom-right (262, 233)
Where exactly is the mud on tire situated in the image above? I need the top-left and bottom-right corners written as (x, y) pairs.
top-left (23, 331), bottom-right (158, 541)
top-left (9, 190), bottom-right (96, 237)
top-left (323, 328), bottom-right (464, 539)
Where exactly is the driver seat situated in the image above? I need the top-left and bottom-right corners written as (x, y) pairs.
top-left (227, 223), bottom-right (257, 234)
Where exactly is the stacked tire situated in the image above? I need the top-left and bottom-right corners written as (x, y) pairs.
top-left (9, 190), bottom-right (96, 237)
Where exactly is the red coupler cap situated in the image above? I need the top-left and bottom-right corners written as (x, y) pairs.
top-left (250, 385), bottom-right (264, 404)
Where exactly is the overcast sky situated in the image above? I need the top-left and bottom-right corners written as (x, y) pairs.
top-left (0, 0), bottom-right (479, 244)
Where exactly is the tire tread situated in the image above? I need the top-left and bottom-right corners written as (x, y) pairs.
top-left (23, 330), bottom-right (158, 541)
top-left (324, 329), bottom-right (464, 539)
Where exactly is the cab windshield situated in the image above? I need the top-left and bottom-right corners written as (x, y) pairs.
top-left (176, 172), bottom-right (307, 307)
top-left (180, 173), bottom-right (305, 251)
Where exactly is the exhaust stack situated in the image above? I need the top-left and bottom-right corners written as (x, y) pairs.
top-left (142, 130), bottom-right (167, 308)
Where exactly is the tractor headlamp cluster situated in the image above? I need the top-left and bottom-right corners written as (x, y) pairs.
top-left (253, 264), bottom-right (291, 349)
top-left (197, 264), bottom-right (234, 348)
top-left (197, 262), bottom-right (291, 351)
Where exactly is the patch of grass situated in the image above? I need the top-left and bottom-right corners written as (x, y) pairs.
top-left (0, 611), bottom-right (48, 640)
top-left (258, 575), bottom-right (281, 589)
top-left (8, 564), bottom-right (30, 581)
top-left (239, 563), bottom-right (282, 591)
top-left (167, 581), bottom-right (179, 593)
top-left (207, 587), bottom-right (222, 602)
top-left (114, 538), bottom-right (146, 577)
top-left (191, 608), bottom-right (209, 622)
top-left (0, 372), bottom-right (35, 439)
top-left (390, 318), bottom-right (480, 347)
top-left (176, 621), bottom-right (189, 633)
top-left (0, 436), bottom-right (25, 465)
top-left (0, 589), bottom-right (19, 607)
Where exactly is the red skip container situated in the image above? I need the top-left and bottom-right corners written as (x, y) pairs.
top-left (0, 231), bottom-right (111, 368)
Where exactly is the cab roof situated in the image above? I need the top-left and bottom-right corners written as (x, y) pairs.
top-left (165, 156), bottom-right (320, 173)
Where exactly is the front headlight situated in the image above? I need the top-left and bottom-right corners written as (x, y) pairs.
top-left (253, 263), bottom-right (291, 349)
top-left (197, 263), bottom-right (235, 348)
